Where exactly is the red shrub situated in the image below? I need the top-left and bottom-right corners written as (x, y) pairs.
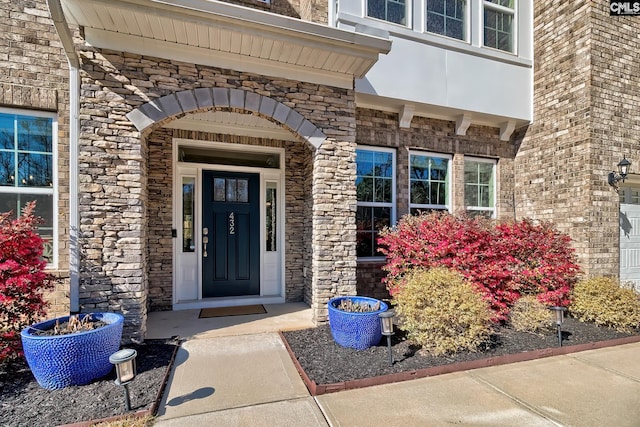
top-left (0, 202), bottom-right (53, 363)
top-left (378, 212), bottom-right (581, 321)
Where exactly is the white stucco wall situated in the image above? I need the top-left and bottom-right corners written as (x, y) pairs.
top-left (340, 0), bottom-right (533, 122)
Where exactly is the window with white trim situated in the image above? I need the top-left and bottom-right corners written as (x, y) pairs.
top-left (464, 157), bottom-right (495, 218)
top-left (0, 109), bottom-right (56, 264)
top-left (483, 0), bottom-right (515, 53)
top-left (356, 147), bottom-right (395, 258)
top-left (409, 152), bottom-right (451, 214)
top-left (367, 0), bottom-right (408, 25)
top-left (426, 0), bottom-right (467, 41)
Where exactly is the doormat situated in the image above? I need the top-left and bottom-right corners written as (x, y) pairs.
top-left (198, 305), bottom-right (267, 318)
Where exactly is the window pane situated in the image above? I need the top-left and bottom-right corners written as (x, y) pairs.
top-left (182, 177), bottom-right (195, 252)
top-left (486, 0), bottom-right (513, 8)
top-left (410, 154), bottom-right (449, 209)
top-left (427, 0), bottom-right (465, 40)
top-left (367, 0), bottom-right (406, 25)
top-left (356, 206), bottom-right (373, 231)
top-left (374, 177), bottom-right (392, 203)
top-left (226, 178), bottom-right (237, 202)
top-left (0, 152), bottom-right (15, 186)
top-left (484, 7), bottom-right (513, 52)
top-left (464, 160), bottom-right (495, 213)
top-left (17, 116), bottom-right (53, 152)
top-left (237, 179), bottom-right (248, 203)
top-left (356, 177), bottom-right (374, 202)
top-left (18, 153), bottom-right (53, 187)
top-left (266, 185), bottom-right (277, 252)
top-left (214, 178), bottom-right (225, 201)
top-left (0, 114), bottom-right (14, 150)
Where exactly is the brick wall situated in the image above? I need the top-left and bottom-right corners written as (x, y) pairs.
top-left (0, 0), bottom-right (70, 317)
top-left (354, 108), bottom-right (518, 296)
top-left (517, 1), bottom-right (640, 278)
top-left (220, 0), bottom-right (328, 23)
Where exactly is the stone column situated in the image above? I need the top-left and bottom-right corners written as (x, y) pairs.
top-left (310, 138), bottom-right (357, 323)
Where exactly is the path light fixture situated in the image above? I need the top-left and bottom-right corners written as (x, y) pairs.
top-left (379, 310), bottom-right (395, 367)
top-left (549, 306), bottom-right (567, 347)
top-left (608, 156), bottom-right (631, 191)
top-left (109, 348), bottom-right (138, 411)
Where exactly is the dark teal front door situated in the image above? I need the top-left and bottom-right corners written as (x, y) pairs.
top-left (202, 171), bottom-right (260, 297)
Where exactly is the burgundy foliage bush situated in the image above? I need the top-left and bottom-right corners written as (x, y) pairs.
top-left (0, 202), bottom-right (52, 363)
top-left (378, 212), bottom-right (581, 321)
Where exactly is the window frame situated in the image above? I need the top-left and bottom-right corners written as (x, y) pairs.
top-left (425, 0), bottom-right (469, 42)
top-left (483, 0), bottom-right (517, 53)
top-left (355, 145), bottom-right (396, 260)
top-left (408, 150), bottom-right (452, 214)
top-left (464, 156), bottom-right (496, 218)
top-left (0, 107), bottom-right (58, 268)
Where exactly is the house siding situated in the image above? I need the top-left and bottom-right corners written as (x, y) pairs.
top-left (516, 1), bottom-right (640, 278)
top-left (0, 0), bottom-right (70, 317)
top-left (76, 46), bottom-right (357, 338)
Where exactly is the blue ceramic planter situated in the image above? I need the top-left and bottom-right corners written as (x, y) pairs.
top-left (328, 296), bottom-right (388, 350)
top-left (21, 312), bottom-right (124, 390)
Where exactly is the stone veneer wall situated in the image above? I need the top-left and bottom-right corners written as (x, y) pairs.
top-left (0, 0), bottom-right (71, 316)
top-left (517, 1), bottom-right (640, 277)
top-left (76, 45), bottom-right (357, 336)
top-left (354, 108), bottom-right (518, 296)
top-left (220, 0), bottom-right (328, 24)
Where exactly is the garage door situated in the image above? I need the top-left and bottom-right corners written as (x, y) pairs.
top-left (619, 188), bottom-right (640, 290)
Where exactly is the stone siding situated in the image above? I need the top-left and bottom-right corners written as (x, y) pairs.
top-left (0, 0), bottom-right (71, 314)
top-left (76, 45), bottom-right (356, 334)
top-left (220, 0), bottom-right (328, 23)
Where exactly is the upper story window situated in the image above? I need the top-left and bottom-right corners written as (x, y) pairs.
top-left (426, 0), bottom-right (466, 41)
top-left (483, 0), bottom-right (515, 53)
top-left (464, 157), bottom-right (495, 218)
top-left (367, 0), bottom-right (408, 25)
top-left (409, 152), bottom-right (451, 214)
top-left (356, 147), bottom-right (395, 258)
top-left (0, 109), bottom-right (56, 264)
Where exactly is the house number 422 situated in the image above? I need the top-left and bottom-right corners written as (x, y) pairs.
top-left (228, 212), bottom-right (235, 235)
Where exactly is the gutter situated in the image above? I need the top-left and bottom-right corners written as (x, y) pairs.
top-left (46, 0), bottom-right (80, 313)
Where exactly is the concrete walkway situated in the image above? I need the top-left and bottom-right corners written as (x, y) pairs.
top-left (149, 304), bottom-right (640, 426)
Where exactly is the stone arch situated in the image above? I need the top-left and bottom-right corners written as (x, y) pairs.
top-left (126, 88), bottom-right (326, 148)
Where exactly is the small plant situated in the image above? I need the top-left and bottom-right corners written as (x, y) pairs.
top-left (391, 267), bottom-right (494, 356)
top-left (509, 295), bottom-right (553, 334)
top-left (27, 314), bottom-right (107, 337)
top-left (334, 298), bottom-right (381, 313)
top-left (570, 276), bottom-right (640, 333)
top-left (0, 202), bottom-right (53, 364)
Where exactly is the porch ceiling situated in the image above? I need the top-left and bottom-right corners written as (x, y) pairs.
top-left (59, 0), bottom-right (392, 89)
top-left (164, 110), bottom-right (300, 141)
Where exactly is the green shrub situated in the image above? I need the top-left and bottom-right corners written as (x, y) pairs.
top-left (570, 277), bottom-right (640, 332)
top-left (392, 267), bottom-right (493, 356)
top-left (510, 295), bottom-right (553, 334)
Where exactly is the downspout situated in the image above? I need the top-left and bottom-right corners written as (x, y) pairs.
top-left (46, 0), bottom-right (80, 313)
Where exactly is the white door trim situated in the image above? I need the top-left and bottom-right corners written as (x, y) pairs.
top-left (171, 139), bottom-right (285, 309)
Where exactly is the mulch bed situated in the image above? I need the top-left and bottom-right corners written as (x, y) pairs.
top-left (281, 317), bottom-right (640, 395)
top-left (0, 338), bottom-right (179, 427)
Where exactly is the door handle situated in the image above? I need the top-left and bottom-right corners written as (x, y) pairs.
top-left (203, 227), bottom-right (208, 258)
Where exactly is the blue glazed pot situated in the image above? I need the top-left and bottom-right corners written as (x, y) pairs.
top-left (21, 312), bottom-right (124, 390)
top-left (328, 296), bottom-right (388, 350)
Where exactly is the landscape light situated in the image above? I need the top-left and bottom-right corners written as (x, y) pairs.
top-left (379, 310), bottom-right (395, 367)
top-left (109, 348), bottom-right (138, 411)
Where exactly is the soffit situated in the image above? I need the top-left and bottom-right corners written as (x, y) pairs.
top-left (59, 0), bottom-right (391, 89)
top-left (164, 110), bottom-right (299, 141)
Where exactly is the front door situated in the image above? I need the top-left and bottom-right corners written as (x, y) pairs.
top-left (202, 171), bottom-right (260, 297)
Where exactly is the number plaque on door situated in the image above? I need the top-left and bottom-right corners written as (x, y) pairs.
top-left (229, 212), bottom-right (235, 235)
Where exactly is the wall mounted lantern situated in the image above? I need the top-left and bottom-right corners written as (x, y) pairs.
top-left (379, 310), bottom-right (395, 367)
top-left (608, 156), bottom-right (631, 191)
top-left (109, 348), bottom-right (138, 411)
